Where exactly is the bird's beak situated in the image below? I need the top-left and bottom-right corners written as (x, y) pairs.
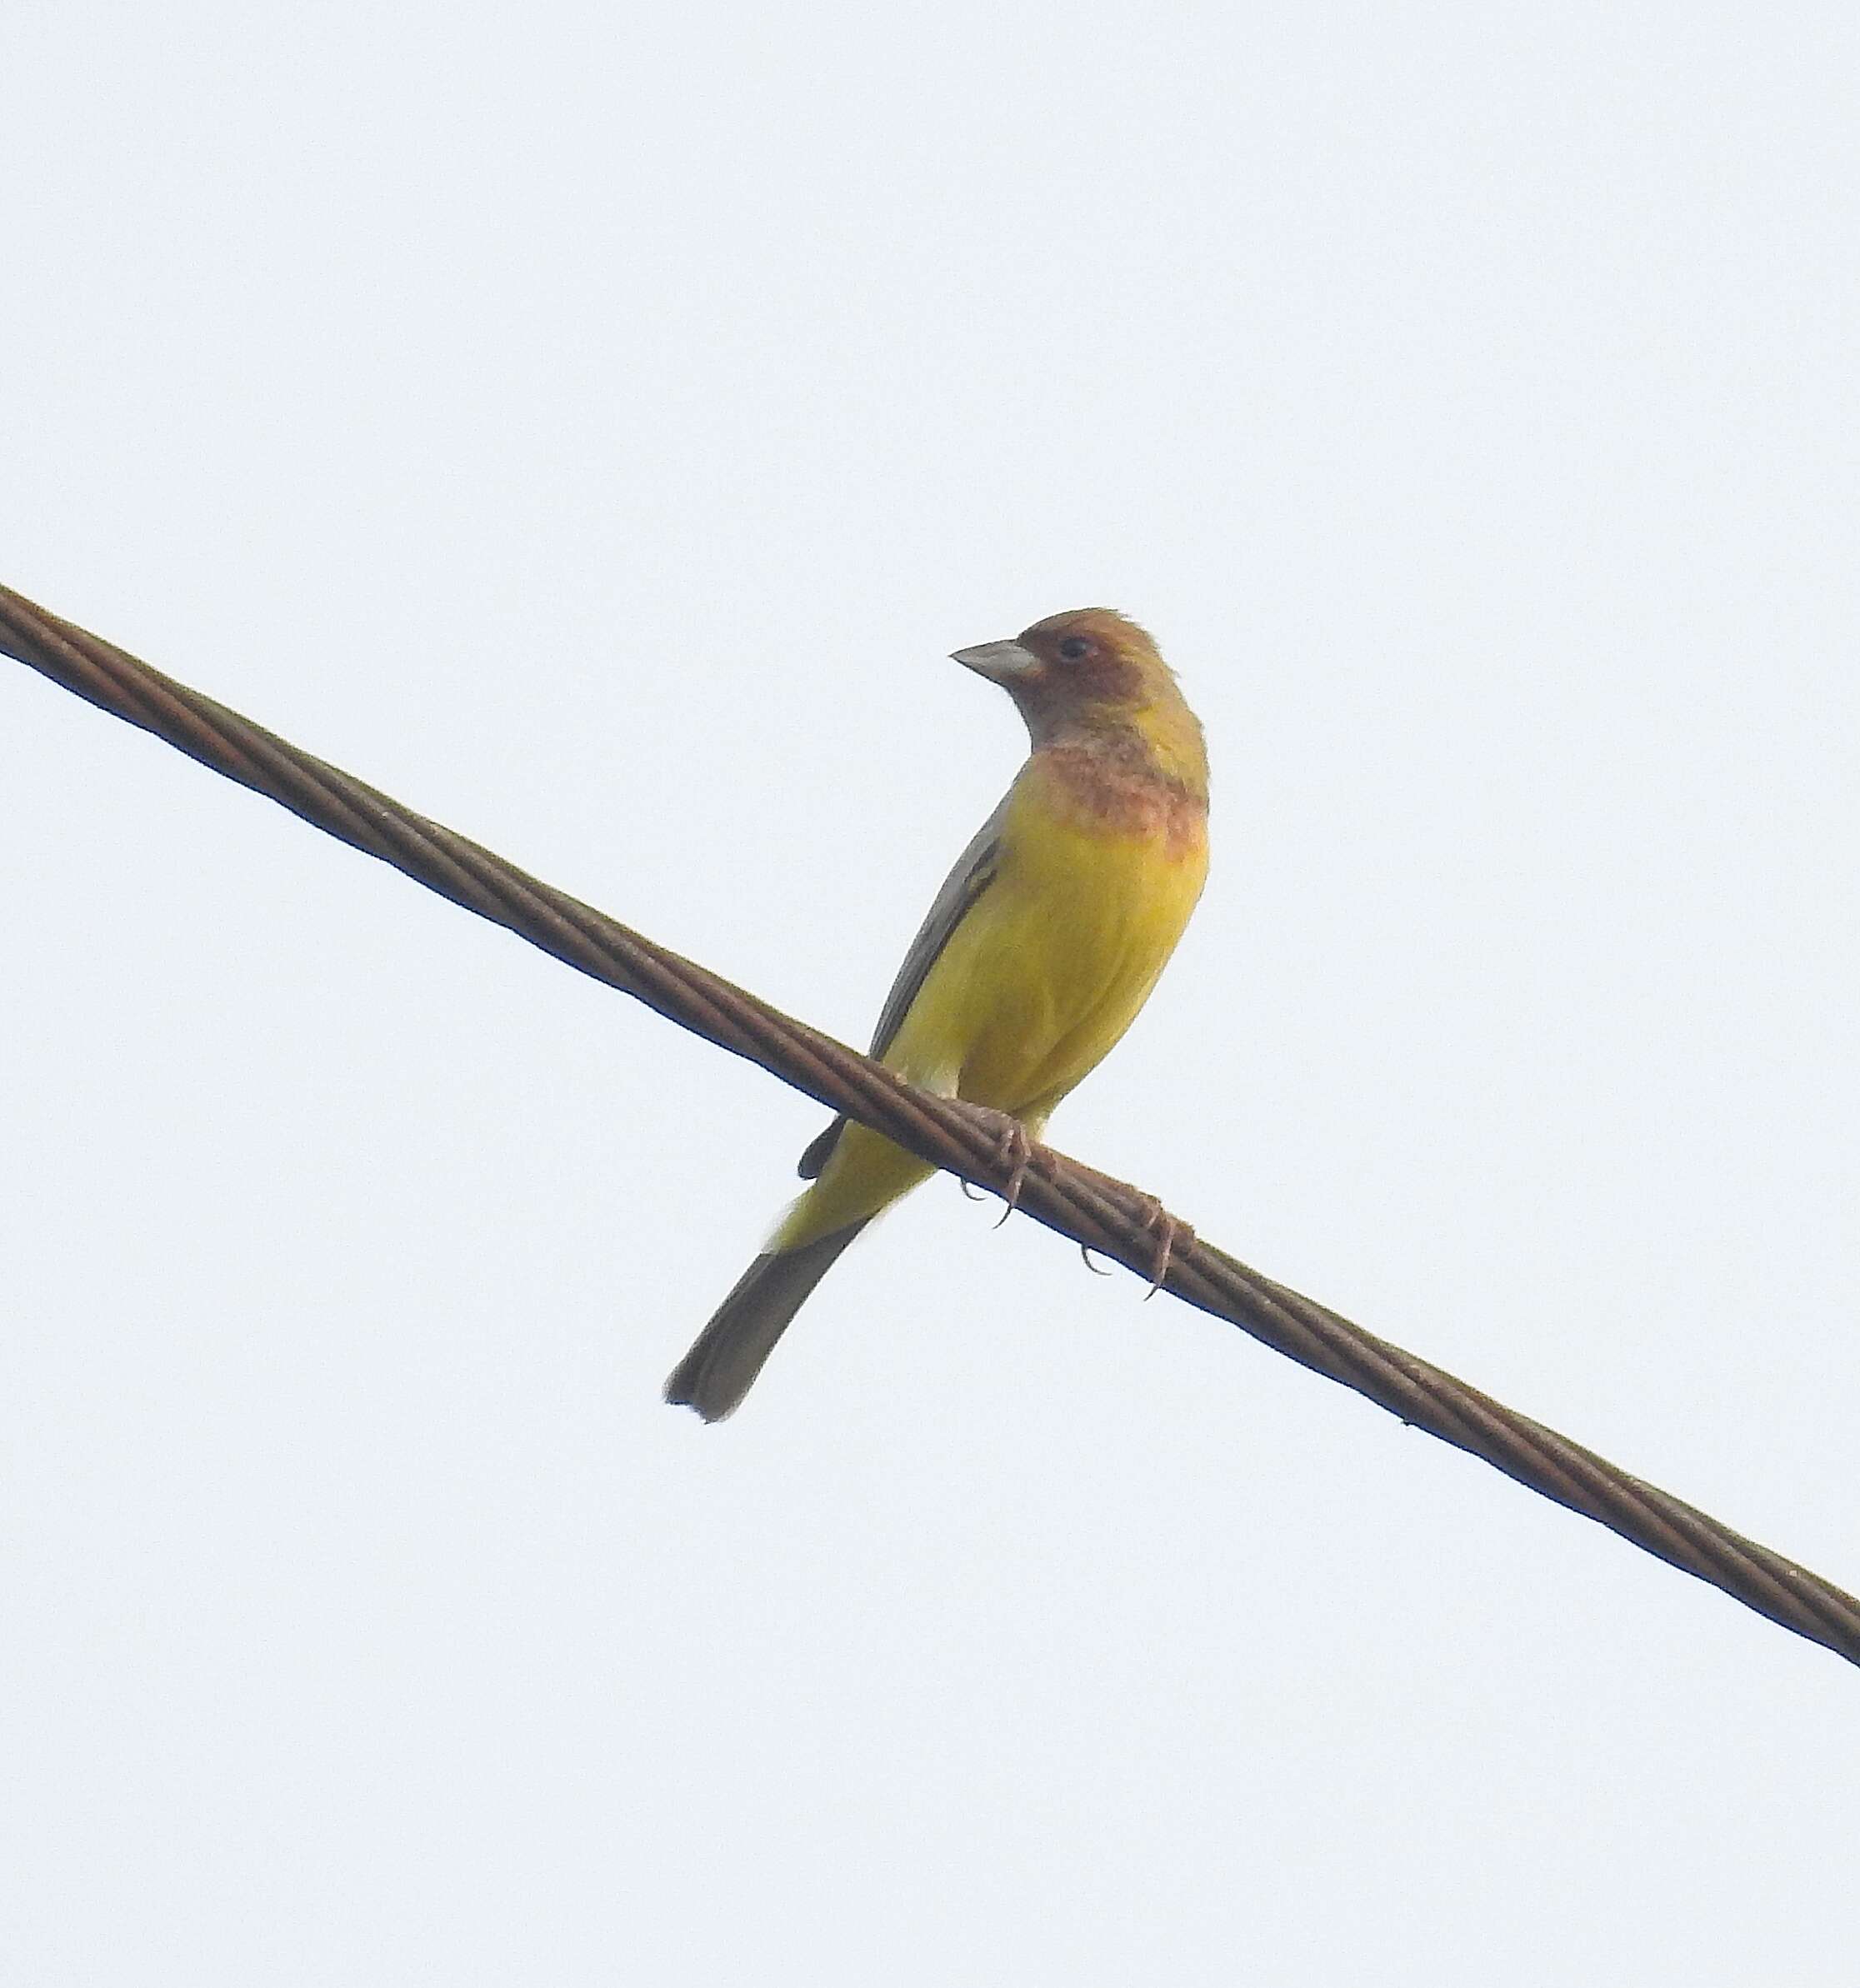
top-left (951, 639), bottom-right (1039, 686)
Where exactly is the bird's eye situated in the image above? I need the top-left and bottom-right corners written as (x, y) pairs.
top-left (1058, 636), bottom-right (1092, 661)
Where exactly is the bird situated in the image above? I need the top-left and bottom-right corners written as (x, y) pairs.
top-left (664, 607), bottom-right (1210, 1421)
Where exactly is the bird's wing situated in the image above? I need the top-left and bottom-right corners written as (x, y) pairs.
top-left (866, 792), bottom-right (1012, 1061)
top-left (796, 791), bottom-right (1011, 1179)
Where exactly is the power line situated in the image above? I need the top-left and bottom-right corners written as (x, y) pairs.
top-left (5, 577), bottom-right (1856, 1667)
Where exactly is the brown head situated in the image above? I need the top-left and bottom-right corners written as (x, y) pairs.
top-left (952, 607), bottom-right (1208, 797)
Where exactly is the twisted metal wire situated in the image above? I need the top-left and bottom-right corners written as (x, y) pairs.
top-left (5, 577), bottom-right (1856, 1668)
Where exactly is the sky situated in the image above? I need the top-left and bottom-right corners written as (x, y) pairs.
top-left (4, 2), bottom-right (1858, 1982)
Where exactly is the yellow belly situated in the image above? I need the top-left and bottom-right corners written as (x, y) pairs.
top-left (781, 766), bottom-right (1208, 1245)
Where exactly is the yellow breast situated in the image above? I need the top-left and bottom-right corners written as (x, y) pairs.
top-left (892, 752), bottom-right (1208, 1120)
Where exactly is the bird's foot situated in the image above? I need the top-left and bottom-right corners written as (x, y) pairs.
top-left (1131, 1194), bottom-right (1192, 1297)
top-left (952, 1103), bottom-right (1048, 1226)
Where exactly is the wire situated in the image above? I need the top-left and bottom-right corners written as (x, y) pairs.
top-left (5, 577), bottom-right (1857, 1667)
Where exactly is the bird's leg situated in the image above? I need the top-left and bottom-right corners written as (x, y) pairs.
top-left (950, 1102), bottom-right (1049, 1226)
top-left (1050, 1153), bottom-right (1191, 1291)
top-left (1130, 1194), bottom-right (1192, 1297)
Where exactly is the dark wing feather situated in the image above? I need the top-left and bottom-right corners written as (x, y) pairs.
top-left (797, 792), bottom-right (1011, 1179)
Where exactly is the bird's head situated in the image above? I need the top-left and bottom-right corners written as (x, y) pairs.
top-left (952, 607), bottom-right (1207, 793)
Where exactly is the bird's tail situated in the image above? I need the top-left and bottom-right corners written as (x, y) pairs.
top-left (663, 1220), bottom-right (869, 1421)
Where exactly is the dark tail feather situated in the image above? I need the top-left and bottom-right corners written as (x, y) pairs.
top-left (664, 1221), bottom-right (869, 1421)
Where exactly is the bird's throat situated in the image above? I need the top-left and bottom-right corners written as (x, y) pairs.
top-left (1030, 730), bottom-right (1208, 859)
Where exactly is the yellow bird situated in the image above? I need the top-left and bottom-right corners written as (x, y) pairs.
top-left (665, 607), bottom-right (1210, 1420)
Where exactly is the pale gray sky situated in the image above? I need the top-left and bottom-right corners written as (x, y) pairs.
top-left (5, 3), bottom-right (1858, 1982)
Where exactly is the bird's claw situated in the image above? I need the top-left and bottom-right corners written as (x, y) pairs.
top-left (953, 1104), bottom-right (1044, 1226)
top-left (1132, 1195), bottom-right (1191, 1297)
top-left (990, 1116), bottom-right (1037, 1228)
